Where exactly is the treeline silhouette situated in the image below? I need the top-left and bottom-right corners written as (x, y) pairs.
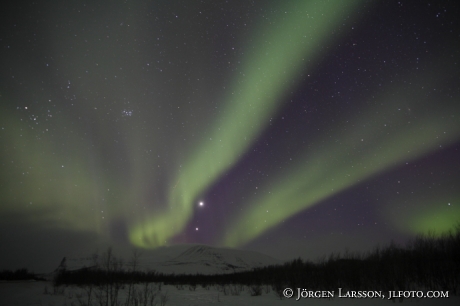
top-left (54, 224), bottom-right (460, 295)
top-left (0, 268), bottom-right (44, 281)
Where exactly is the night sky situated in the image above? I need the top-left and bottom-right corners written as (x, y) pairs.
top-left (1, 0), bottom-right (459, 273)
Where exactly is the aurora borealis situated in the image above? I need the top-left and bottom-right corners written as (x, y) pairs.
top-left (1, 0), bottom-right (459, 272)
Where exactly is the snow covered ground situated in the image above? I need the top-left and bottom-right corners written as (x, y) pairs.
top-left (1, 281), bottom-right (458, 306)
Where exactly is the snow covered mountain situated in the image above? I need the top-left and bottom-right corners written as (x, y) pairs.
top-left (150, 244), bottom-right (281, 275)
top-left (54, 244), bottom-right (281, 276)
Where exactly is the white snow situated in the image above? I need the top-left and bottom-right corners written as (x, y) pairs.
top-left (3, 245), bottom-right (457, 305)
top-left (1, 281), bottom-right (459, 306)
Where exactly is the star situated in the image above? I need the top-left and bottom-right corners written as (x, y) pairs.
top-left (1, 0), bottom-right (459, 271)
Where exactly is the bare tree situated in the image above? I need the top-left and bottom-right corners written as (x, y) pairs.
top-left (125, 249), bottom-right (142, 306)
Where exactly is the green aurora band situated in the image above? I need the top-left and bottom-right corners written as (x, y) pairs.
top-left (408, 202), bottom-right (460, 236)
top-left (3, 0), bottom-right (457, 250)
top-left (128, 0), bottom-right (369, 248)
top-left (222, 60), bottom-right (460, 247)
top-left (386, 190), bottom-right (460, 237)
top-left (0, 111), bottom-right (106, 232)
